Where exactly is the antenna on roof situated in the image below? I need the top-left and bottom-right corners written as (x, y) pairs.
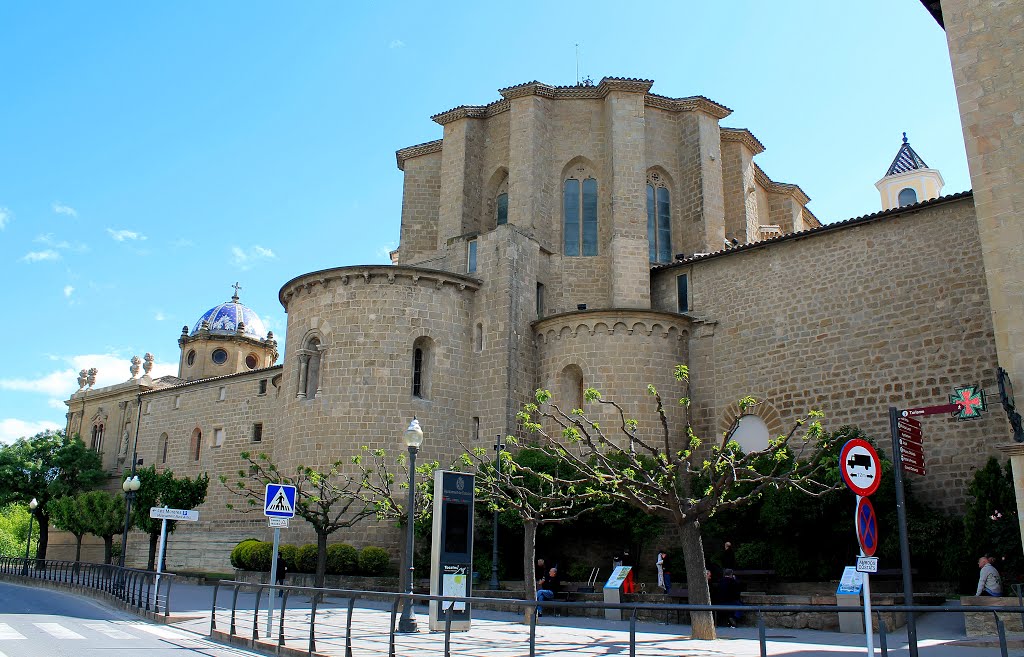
top-left (576, 43), bottom-right (580, 85)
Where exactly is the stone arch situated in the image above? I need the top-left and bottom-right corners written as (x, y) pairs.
top-left (558, 364), bottom-right (585, 411)
top-left (296, 329), bottom-right (325, 400)
top-left (412, 335), bottom-right (437, 400)
top-left (189, 427), bottom-right (202, 462)
top-left (485, 167), bottom-right (510, 229)
top-left (717, 398), bottom-right (784, 451)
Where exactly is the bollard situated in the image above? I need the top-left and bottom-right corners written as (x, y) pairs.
top-left (757, 610), bottom-right (767, 657)
top-left (345, 596), bottom-right (356, 657)
top-left (629, 607), bottom-right (637, 657)
top-left (877, 612), bottom-right (888, 657)
top-left (529, 604), bottom-right (538, 657)
top-left (278, 590), bottom-right (288, 647)
top-left (444, 603), bottom-right (453, 657)
top-left (996, 614), bottom-right (1008, 657)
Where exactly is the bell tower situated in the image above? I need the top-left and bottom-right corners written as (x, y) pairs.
top-left (875, 133), bottom-right (944, 211)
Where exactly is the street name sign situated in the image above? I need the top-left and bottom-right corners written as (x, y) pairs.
top-left (269, 517), bottom-right (290, 528)
top-left (901, 403), bottom-right (960, 418)
top-left (149, 507), bottom-right (199, 521)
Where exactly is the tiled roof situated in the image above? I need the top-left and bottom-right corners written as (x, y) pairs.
top-left (886, 133), bottom-right (930, 176)
top-left (653, 190), bottom-right (974, 271)
top-left (139, 364), bottom-right (283, 395)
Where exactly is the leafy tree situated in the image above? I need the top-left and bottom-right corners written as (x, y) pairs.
top-left (461, 446), bottom-right (606, 622)
top-left (0, 430), bottom-right (106, 560)
top-left (80, 491), bottom-right (127, 565)
top-left (0, 504), bottom-right (34, 558)
top-left (963, 457), bottom-right (1023, 587)
top-left (221, 451), bottom-right (376, 587)
top-left (50, 495), bottom-right (90, 562)
top-left (519, 366), bottom-right (836, 639)
top-left (131, 466), bottom-right (209, 570)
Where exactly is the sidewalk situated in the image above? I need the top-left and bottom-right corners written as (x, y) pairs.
top-left (158, 580), bottom-right (1020, 657)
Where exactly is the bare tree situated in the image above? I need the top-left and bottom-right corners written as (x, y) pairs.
top-left (222, 451), bottom-right (376, 587)
top-left (519, 365), bottom-right (837, 639)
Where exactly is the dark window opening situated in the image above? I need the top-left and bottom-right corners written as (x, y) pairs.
top-left (496, 193), bottom-right (508, 226)
top-left (413, 348), bottom-right (424, 397)
top-left (258, 379), bottom-right (268, 395)
top-left (677, 274), bottom-right (689, 313)
top-left (253, 422), bottom-right (263, 443)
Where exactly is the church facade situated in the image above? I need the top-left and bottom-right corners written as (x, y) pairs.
top-left (59, 11), bottom-right (1020, 569)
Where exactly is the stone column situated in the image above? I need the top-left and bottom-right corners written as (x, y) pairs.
top-left (296, 353), bottom-right (309, 399)
top-left (605, 86), bottom-right (651, 308)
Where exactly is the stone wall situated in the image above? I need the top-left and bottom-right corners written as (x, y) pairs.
top-left (653, 194), bottom-right (1000, 510)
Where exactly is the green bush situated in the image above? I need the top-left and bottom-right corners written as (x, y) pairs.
top-left (297, 544), bottom-right (318, 573)
top-left (358, 546), bottom-right (390, 576)
top-left (279, 544), bottom-right (298, 571)
top-left (327, 543), bottom-right (358, 575)
top-left (230, 538), bottom-right (261, 570)
top-left (249, 541), bottom-right (274, 572)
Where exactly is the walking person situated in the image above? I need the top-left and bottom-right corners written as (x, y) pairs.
top-left (276, 553), bottom-right (287, 597)
top-left (656, 550), bottom-right (671, 593)
top-left (976, 554), bottom-right (1002, 596)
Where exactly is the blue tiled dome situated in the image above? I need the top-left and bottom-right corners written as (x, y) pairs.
top-left (192, 294), bottom-right (268, 340)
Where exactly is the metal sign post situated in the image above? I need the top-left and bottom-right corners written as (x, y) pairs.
top-left (889, 407), bottom-right (919, 657)
top-left (149, 506), bottom-right (199, 607)
top-left (263, 483), bottom-right (296, 637)
top-left (856, 496), bottom-right (879, 657)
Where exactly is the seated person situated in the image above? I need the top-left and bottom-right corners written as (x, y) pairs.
top-left (536, 566), bottom-right (560, 616)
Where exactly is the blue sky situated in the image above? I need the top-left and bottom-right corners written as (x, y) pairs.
top-left (0, 1), bottom-right (964, 443)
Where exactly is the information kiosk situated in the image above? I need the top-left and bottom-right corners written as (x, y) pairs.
top-left (603, 566), bottom-right (633, 620)
top-left (428, 470), bottom-right (475, 631)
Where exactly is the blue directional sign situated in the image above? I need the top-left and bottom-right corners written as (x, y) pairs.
top-left (264, 484), bottom-right (297, 518)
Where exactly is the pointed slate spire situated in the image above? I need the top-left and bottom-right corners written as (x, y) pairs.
top-left (885, 132), bottom-right (930, 176)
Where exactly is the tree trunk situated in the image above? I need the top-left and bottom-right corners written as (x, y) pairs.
top-left (74, 535), bottom-right (83, 562)
top-left (315, 531), bottom-right (328, 589)
top-left (679, 521), bottom-right (716, 640)
top-left (103, 536), bottom-right (113, 565)
top-left (147, 531), bottom-right (159, 570)
top-left (35, 514), bottom-right (49, 562)
top-left (522, 519), bottom-right (538, 624)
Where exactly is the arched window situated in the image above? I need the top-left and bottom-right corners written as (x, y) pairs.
top-left (90, 423), bottom-right (104, 453)
top-left (730, 415), bottom-right (770, 453)
top-left (563, 168), bottom-right (598, 256)
top-left (190, 428), bottom-right (202, 462)
top-left (159, 432), bottom-right (169, 464)
top-left (297, 336), bottom-right (323, 399)
top-left (558, 364), bottom-right (585, 411)
top-left (647, 172), bottom-right (672, 263)
top-left (898, 187), bottom-right (918, 207)
top-left (412, 336), bottom-right (435, 399)
top-left (496, 192), bottom-right (508, 226)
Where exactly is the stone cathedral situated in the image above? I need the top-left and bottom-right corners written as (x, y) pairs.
top-left (58, 3), bottom-right (1024, 570)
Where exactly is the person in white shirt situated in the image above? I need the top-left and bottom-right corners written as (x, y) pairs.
top-left (976, 554), bottom-right (1003, 596)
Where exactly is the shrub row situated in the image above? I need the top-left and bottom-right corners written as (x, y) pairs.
top-left (230, 539), bottom-right (390, 576)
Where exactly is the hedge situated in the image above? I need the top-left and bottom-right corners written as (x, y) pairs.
top-left (230, 539), bottom-right (391, 576)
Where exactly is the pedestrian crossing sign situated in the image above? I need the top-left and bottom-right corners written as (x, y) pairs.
top-left (264, 483), bottom-right (297, 518)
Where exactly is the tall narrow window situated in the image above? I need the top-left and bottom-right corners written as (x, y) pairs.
top-left (160, 433), bottom-right (169, 464)
top-left (467, 239), bottom-right (478, 273)
top-left (647, 175), bottom-right (672, 263)
top-left (252, 422), bottom-right (264, 443)
top-left (563, 174), bottom-right (598, 256)
top-left (413, 348), bottom-right (424, 397)
top-left (898, 187), bottom-right (918, 207)
top-left (472, 417), bottom-right (480, 442)
top-left (190, 428), bottom-right (202, 462)
top-left (536, 283), bottom-right (545, 319)
top-left (677, 274), bottom-right (689, 313)
top-left (411, 336), bottom-right (434, 399)
top-left (496, 193), bottom-right (508, 226)
top-left (474, 323), bottom-right (483, 352)
top-left (91, 424), bottom-right (104, 453)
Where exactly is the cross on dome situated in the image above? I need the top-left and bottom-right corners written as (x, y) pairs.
top-left (231, 282), bottom-right (243, 303)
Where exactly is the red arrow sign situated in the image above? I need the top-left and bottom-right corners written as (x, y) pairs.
top-left (901, 431), bottom-right (925, 448)
top-left (902, 462), bottom-right (927, 476)
top-left (902, 404), bottom-right (960, 417)
top-left (900, 451), bottom-right (925, 467)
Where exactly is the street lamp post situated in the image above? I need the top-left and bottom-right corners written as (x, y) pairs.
top-left (397, 417), bottom-right (423, 634)
top-left (489, 435), bottom-right (505, 590)
top-left (22, 498), bottom-right (37, 576)
top-left (119, 475), bottom-right (141, 568)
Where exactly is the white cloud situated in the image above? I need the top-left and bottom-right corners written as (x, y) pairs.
top-left (171, 238), bottom-right (194, 248)
top-left (0, 207), bottom-right (10, 230)
top-left (107, 228), bottom-right (146, 242)
top-left (63, 285), bottom-right (74, 298)
top-left (52, 202), bottom-right (77, 218)
top-left (389, 39), bottom-right (405, 49)
top-left (35, 233), bottom-right (87, 253)
top-left (22, 250), bottom-right (60, 263)
top-left (231, 244), bottom-right (276, 269)
top-left (0, 419), bottom-right (62, 445)
top-left (0, 352), bottom-right (179, 400)
top-left (154, 311), bottom-right (166, 321)
top-left (47, 399), bottom-right (66, 410)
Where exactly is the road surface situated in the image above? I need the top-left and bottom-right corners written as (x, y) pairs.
top-left (0, 580), bottom-right (261, 657)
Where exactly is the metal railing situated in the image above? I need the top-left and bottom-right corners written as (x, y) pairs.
top-left (210, 579), bottom-right (1024, 657)
top-left (0, 556), bottom-right (174, 617)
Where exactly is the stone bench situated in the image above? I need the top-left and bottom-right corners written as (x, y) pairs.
top-left (961, 596), bottom-right (1024, 636)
